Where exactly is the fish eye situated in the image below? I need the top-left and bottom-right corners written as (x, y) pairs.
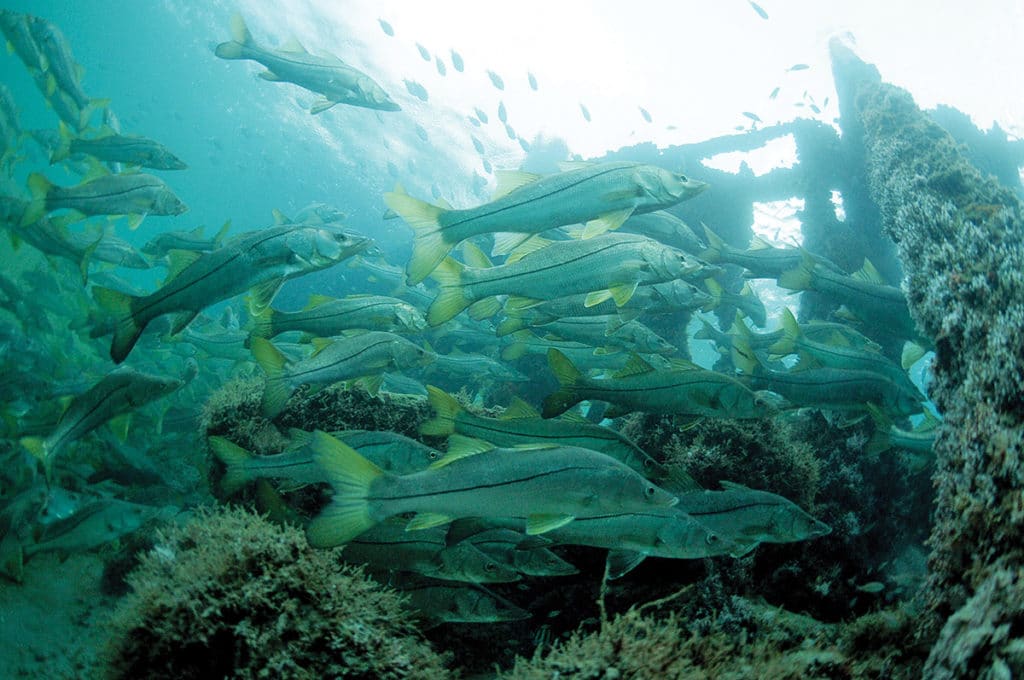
top-left (706, 533), bottom-right (720, 545)
top-left (429, 451), bottom-right (440, 460)
top-left (645, 486), bottom-right (657, 497)
top-left (485, 562), bottom-right (496, 573)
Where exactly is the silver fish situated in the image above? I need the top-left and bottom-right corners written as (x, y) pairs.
top-left (214, 14), bottom-right (399, 114)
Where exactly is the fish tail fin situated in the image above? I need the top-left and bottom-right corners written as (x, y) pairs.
top-left (730, 335), bottom-right (761, 376)
top-left (306, 431), bottom-right (383, 547)
top-left (209, 436), bottom-right (255, 494)
top-left (778, 253), bottom-right (814, 291)
top-left (768, 307), bottom-right (800, 355)
top-left (420, 385), bottom-right (462, 436)
top-left (426, 257), bottom-right (472, 326)
top-left (700, 223), bottom-right (725, 262)
top-left (92, 286), bottom-right (143, 363)
top-left (246, 306), bottom-right (275, 340)
top-left (214, 14), bottom-right (255, 59)
top-left (901, 341), bottom-right (926, 370)
top-left (383, 189), bottom-right (449, 284)
top-left (78, 98), bottom-right (110, 132)
top-left (251, 337), bottom-right (292, 418)
top-left (542, 349), bottom-right (584, 417)
top-left (51, 121), bottom-right (73, 163)
top-left (23, 172), bottom-right (52, 225)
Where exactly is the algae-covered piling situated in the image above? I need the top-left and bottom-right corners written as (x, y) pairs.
top-left (831, 39), bottom-right (1024, 676)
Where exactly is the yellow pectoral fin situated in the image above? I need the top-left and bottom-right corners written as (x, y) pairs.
top-left (526, 513), bottom-right (576, 535)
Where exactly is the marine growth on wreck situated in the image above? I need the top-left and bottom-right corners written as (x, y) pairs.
top-left (1, 2), bottom-right (1022, 678)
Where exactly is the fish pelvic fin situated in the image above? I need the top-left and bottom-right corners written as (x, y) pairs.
top-left (383, 190), bottom-right (448, 284)
top-left (420, 385), bottom-right (461, 437)
top-left (306, 431), bottom-right (383, 547)
top-left (92, 286), bottom-right (143, 363)
top-left (426, 257), bottom-right (472, 326)
top-left (209, 436), bottom-right (255, 495)
top-left (700, 223), bottom-right (725, 263)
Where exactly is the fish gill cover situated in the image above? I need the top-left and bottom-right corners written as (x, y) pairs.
top-left (0, 1), bottom-right (1022, 677)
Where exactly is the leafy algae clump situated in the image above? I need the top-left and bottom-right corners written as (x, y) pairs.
top-left (101, 506), bottom-right (452, 679)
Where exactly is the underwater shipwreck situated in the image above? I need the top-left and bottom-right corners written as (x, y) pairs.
top-left (1, 8), bottom-right (1023, 678)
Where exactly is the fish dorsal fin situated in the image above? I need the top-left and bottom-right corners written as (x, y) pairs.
top-left (526, 513), bottom-right (575, 535)
top-left (739, 281), bottom-right (754, 296)
top-left (505, 236), bottom-right (553, 263)
top-left (271, 208), bottom-right (290, 225)
top-left (853, 258), bottom-right (887, 286)
top-left (613, 353), bottom-right (655, 379)
top-left (501, 397), bottom-right (540, 420)
top-left (431, 434), bottom-right (495, 468)
top-left (288, 428), bottom-right (314, 448)
top-left (436, 197), bottom-right (454, 210)
top-left (748, 235), bottom-right (772, 250)
top-left (557, 410), bottom-right (589, 424)
top-left (719, 480), bottom-right (750, 491)
top-left (581, 208), bottom-right (633, 239)
top-left (668, 358), bottom-right (700, 371)
top-left (492, 169), bottom-right (542, 199)
top-left (279, 36), bottom-right (309, 53)
top-left (214, 219), bottom-right (231, 243)
top-left (557, 160), bottom-right (592, 172)
top-left (406, 512), bottom-right (452, 531)
top-left (303, 293), bottom-right (336, 309)
top-left (309, 337), bottom-right (333, 355)
top-left (461, 241), bottom-right (493, 269)
top-left (186, 224), bottom-right (206, 238)
top-left (165, 248), bottom-right (202, 282)
top-left (512, 443), bottom-right (558, 451)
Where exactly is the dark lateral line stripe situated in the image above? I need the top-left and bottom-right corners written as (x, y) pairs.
top-left (683, 500), bottom-right (784, 519)
top-left (441, 165), bottom-right (628, 230)
top-left (470, 238), bottom-right (642, 290)
top-left (54, 178), bottom-right (161, 204)
top-left (135, 228), bottom-right (288, 318)
top-left (460, 414), bottom-right (618, 446)
top-left (372, 464), bottom-right (606, 503)
top-left (52, 379), bottom-right (132, 452)
top-left (283, 337), bottom-right (396, 382)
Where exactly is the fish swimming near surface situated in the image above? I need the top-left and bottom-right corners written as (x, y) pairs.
top-left (23, 171), bottom-right (187, 228)
top-left (94, 222), bottom-right (372, 362)
top-left (51, 122), bottom-right (187, 170)
top-left (214, 14), bottom-right (399, 114)
top-left (305, 431), bottom-right (679, 547)
top-left (24, 13), bottom-right (107, 130)
top-left (384, 160), bottom-right (708, 284)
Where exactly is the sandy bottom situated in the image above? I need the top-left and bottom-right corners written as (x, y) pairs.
top-left (0, 552), bottom-right (118, 678)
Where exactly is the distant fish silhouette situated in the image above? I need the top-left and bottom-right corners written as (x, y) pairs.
top-left (747, 1), bottom-right (769, 19)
